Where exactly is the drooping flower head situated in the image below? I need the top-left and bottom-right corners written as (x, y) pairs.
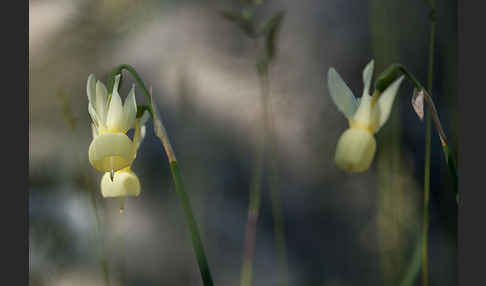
top-left (100, 112), bottom-right (149, 199)
top-left (328, 60), bottom-right (405, 172)
top-left (87, 74), bottom-right (138, 173)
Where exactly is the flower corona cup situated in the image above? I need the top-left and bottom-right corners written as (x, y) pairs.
top-left (101, 167), bottom-right (141, 198)
top-left (327, 60), bottom-right (404, 172)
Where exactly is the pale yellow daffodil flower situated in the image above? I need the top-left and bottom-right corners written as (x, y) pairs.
top-left (99, 112), bottom-right (149, 199)
top-left (328, 60), bottom-right (405, 172)
top-left (87, 74), bottom-right (137, 174)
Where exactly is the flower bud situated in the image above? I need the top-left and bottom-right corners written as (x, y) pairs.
top-left (100, 168), bottom-right (141, 198)
top-left (88, 132), bottom-right (135, 173)
top-left (334, 128), bottom-right (376, 173)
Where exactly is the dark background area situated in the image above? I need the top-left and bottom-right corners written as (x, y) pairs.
top-left (29, 0), bottom-right (457, 285)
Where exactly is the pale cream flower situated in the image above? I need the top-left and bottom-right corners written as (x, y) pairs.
top-left (87, 74), bottom-right (138, 173)
top-left (101, 167), bottom-right (141, 198)
top-left (100, 112), bottom-right (149, 198)
top-left (328, 60), bottom-right (405, 172)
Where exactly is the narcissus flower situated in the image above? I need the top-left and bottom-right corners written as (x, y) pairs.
top-left (328, 60), bottom-right (405, 172)
top-left (101, 167), bottom-right (141, 198)
top-left (100, 113), bottom-right (149, 199)
top-left (87, 74), bottom-right (137, 173)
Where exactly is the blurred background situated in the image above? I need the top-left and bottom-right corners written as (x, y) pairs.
top-left (29, 0), bottom-right (457, 285)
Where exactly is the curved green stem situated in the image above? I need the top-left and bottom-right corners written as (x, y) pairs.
top-left (373, 63), bottom-right (458, 202)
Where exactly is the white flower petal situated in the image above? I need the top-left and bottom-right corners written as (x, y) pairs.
top-left (91, 123), bottom-right (98, 139)
top-left (140, 126), bottom-right (146, 142)
top-left (136, 125), bottom-right (147, 152)
top-left (362, 60), bottom-right (374, 96)
top-left (113, 74), bottom-right (121, 92)
top-left (372, 75), bottom-right (405, 133)
top-left (88, 103), bottom-right (100, 127)
top-left (96, 80), bottom-right (108, 124)
top-left (106, 88), bottom-right (124, 131)
top-left (87, 74), bottom-right (96, 105)
top-left (122, 85), bottom-right (137, 132)
top-left (140, 110), bottom-right (150, 127)
top-left (132, 119), bottom-right (148, 157)
top-left (327, 68), bottom-right (358, 119)
top-left (132, 110), bottom-right (150, 154)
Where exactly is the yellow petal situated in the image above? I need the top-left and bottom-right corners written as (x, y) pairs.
top-left (352, 93), bottom-right (374, 130)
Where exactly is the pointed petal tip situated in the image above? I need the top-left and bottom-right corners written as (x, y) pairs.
top-left (96, 80), bottom-right (108, 93)
top-left (87, 74), bottom-right (97, 103)
top-left (106, 87), bottom-right (124, 130)
top-left (113, 74), bottom-right (122, 91)
top-left (327, 68), bottom-right (339, 85)
top-left (397, 75), bottom-right (405, 83)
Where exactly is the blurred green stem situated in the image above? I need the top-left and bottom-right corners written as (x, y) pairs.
top-left (60, 96), bottom-right (110, 286)
top-left (241, 147), bottom-right (264, 286)
top-left (240, 58), bottom-right (288, 286)
top-left (423, 2), bottom-right (436, 285)
top-left (86, 175), bottom-right (111, 286)
top-left (118, 213), bottom-right (126, 285)
top-left (240, 66), bottom-right (268, 286)
top-left (266, 74), bottom-right (289, 286)
top-left (399, 234), bottom-right (424, 286)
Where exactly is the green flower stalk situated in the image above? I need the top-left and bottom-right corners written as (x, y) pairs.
top-left (328, 60), bottom-right (405, 172)
top-left (222, 3), bottom-right (287, 286)
top-left (373, 63), bottom-right (458, 200)
top-left (60, 91), bottom-right (111, 286)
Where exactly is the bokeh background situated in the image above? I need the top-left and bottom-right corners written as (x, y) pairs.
top-left (29, 0), bottom-right (457, 285)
